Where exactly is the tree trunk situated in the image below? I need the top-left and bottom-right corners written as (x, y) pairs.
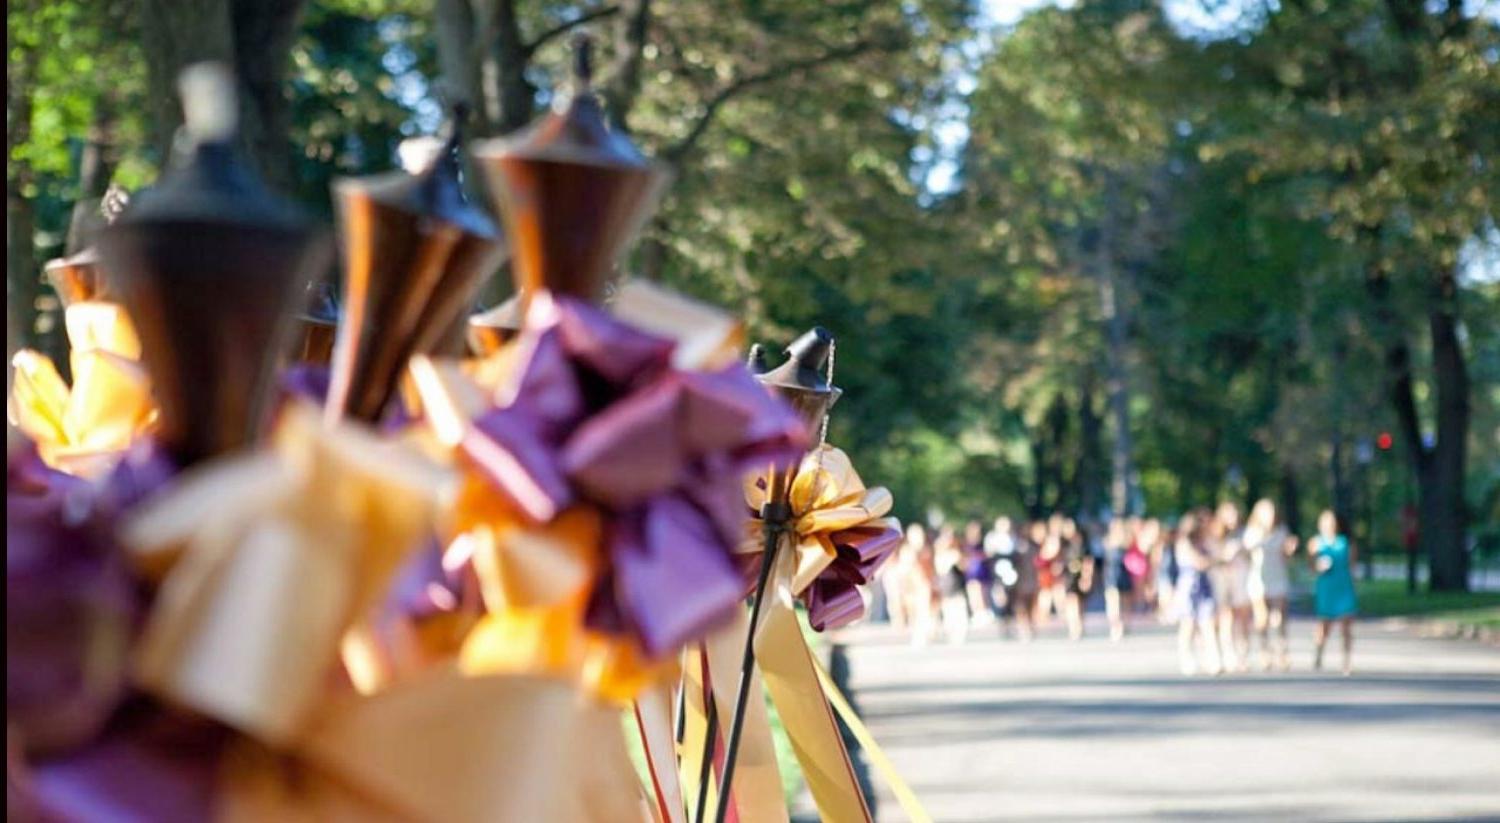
top-left (435, 0), bottom-right (484, 123)
top-left (492, 0), bottom-right (536, 135)
top-left (1329, 339), bottom-right (1355, 533)
top-left (229, 0), bottom-right (305, 190)
top-left (1102, 273), bottom-right (1135, 517)
top-left (602, 0), bottom-right (651, 132)
top-left (635, 214), bottom-right (669, 280)
top-left (1381, 275), bottom-right (1470, 592)
top-left (1425, 288), bottom-right (1470, 590)
top-left (1027, 436), bottom-right (1046, 520)
top-left (433, 0), bottom-right (535, 138)
top-left (1045, 394), bottom-right (1069, 514)
top-left (1329, 434), bottom-right (1354, 538)
top-left (65, 108), bottom-right (118, 254)
top-left (141, 0), bottom-right (304, 187)
top-left (142, 0), bottom-right (235, 165)
top-left (1097, 174), bottom-right (1136, 517)
top-left (1280, 463), bottom-right (1302, 538)
top-left (1077, 373), bottom-right (1105, 520)
top-left (7, 193), bottom-right (37, 354)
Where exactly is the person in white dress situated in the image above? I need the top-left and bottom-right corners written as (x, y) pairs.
top-left (895, 523), bottom-right (938, 646)
top-left (881, 527), bottom-right (913, 631)
top-left (1245, 498), bottom-right (1297, 670)
top-left (1210, 502), bottom-right (1253, 672)
top-left (933, 526), bottom-right (969, 645)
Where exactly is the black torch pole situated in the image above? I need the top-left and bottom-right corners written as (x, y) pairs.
top-left (699, 499), bottom-right (790, 823)
top-left (675, 668), bottom-right (689, 745)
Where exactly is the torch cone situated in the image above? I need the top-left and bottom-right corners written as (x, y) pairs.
top-left (291, 279), bottom-right (340, 365)
top-left (755, 327), bottom-right (841, 434)
top-left (44, 186), bottom-right (131, 307)
top-left (96, 63), bottom-right (332, 465)
top-left (44, 249), bottom-right (104, 307)
top-left (471, 34), bottom-right (669, 304)
top-left (325, 107), bottom-right (507, 423)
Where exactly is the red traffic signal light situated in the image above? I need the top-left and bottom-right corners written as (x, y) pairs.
top-left (1377, 432), bottom-right (1393, 451)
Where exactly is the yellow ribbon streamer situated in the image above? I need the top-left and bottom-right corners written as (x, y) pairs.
top-left (8, 301), bottom-right (155, 477)
top-left (676, 645), bottom-right (715, 817)
top-left (215, 667), bottom-right (651, 822)
top-left (754, 547), bottom-right (872, 822)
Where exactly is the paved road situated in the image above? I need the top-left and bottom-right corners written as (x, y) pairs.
top-left (832, 617), bottom-right (1500, 822)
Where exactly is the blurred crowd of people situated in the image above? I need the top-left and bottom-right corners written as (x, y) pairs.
top-left (876, 499), bottom-right (1359, 675)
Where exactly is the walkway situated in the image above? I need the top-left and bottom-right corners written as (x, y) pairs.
top-left (835, 617), bottom-right (1500, 821)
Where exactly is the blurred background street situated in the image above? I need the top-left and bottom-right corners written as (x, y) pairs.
top-left (834, 618), bottom-right (1500, 822)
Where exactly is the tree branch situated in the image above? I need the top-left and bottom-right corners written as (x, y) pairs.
top-left (434, 0), bottom-right (483, 120)
top-left (663, 34), bottom-right (899, 163)
top-left (524, 5), bottom-right (620, 57)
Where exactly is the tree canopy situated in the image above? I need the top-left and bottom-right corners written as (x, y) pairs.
top-left (7, 0), bottom-right (1498, 587)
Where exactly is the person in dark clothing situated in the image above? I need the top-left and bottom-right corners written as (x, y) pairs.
top-left (1059, 518), bottom-right (1095, 641)
top-left (962, 520), bottom-right (997, 626)
top-left (989, 517), bottom-right (1039, 641)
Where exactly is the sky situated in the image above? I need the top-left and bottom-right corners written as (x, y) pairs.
top-left (1461, 228), bottom-right (1500, 287)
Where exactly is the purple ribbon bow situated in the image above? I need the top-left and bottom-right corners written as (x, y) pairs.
top-left (803, 522), bottom-right (903, 632)
top-left (8, 438), bottom-right (224, 821)
top-left (458, 296), bottom-right (807, 657)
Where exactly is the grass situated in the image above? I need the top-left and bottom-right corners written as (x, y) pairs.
top-left (1351, 578), bottom-right (1500, 636)
top-left (1353, 578), bottom-right (1500, 618)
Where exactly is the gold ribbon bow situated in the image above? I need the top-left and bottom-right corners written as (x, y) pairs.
top-left (9, 301), bottom-right (155, 477)
top-left (745, 445), bottom-right (898, 599)
top-left (119, 401), bottom-right (652, 821)
top-left (668, 444), bottom-right (926, 823)
top-left (123, 400), bottom-right (456, 743)
top-left (752, 446), bottom-right (893, 822)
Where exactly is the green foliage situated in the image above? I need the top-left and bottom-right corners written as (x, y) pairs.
top-left (287, 3), bottom-right (439, 216)
top-left (8, 0), bottom-right (150, 189)
top-left (6, 0), bottom-right (1498, 544)
top-left (8, 0), bottom-right (150, 256)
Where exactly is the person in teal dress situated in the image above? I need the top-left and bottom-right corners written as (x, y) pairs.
top-left (1308, 509), bottom-right (1358, 674)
